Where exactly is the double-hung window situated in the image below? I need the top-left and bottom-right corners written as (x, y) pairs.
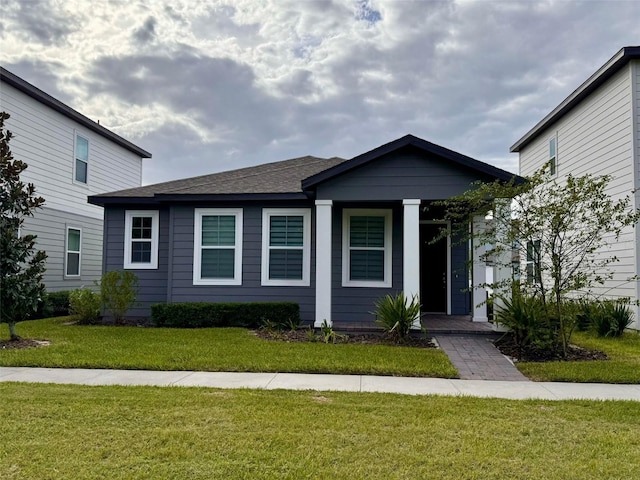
top-left (75, 133), bottom-right (89, 184)
top-left (342, 209), bottom-right (392, 287)
top-left (261, 208), bottom-right (311, 286)
top-left (194, 208), bottom-right (243, 285)
top-left (65, 227), bottom-right (81, 277)
top-left (526, 239), bottom-right (541, 284)
top-left (124, 210), bottom-right (159, 269)
top-left (548, 136), bottom-right (557, 176)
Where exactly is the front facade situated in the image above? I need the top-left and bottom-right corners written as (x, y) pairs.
top-left (91, 135), bottom-right (518, 328)
top-left (0, 67), bottom-right (151, 291)
top-left (512, 46), bottom-right (640, 329)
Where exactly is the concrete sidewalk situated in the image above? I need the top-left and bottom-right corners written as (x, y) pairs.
top-left (2, 367), bottom-right (640, 401)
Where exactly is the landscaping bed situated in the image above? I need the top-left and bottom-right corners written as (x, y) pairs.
top-left (253, 328), bottom-right (437, 348)
top-left (494, 334), bottom-right (608, 362)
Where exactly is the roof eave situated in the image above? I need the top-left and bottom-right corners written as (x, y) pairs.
top-left (0, 67), bottom-right (152, 158)
top-left (510, 46), bottom-right (640, 153)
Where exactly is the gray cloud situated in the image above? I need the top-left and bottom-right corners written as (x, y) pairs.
top-left (133, 17), bottom-right (157, 44)
top-left (4, 0), bottom-right (76, 45)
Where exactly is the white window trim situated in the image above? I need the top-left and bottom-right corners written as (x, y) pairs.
top-left (261, 208), bottom-right (311, 286)
top-left (73, 131), bottom-right (89, 185)
top-left (548, 134), bottom-right (558, 177)
top-left (193, 208), bottom-right (243, 286)
top-left (124, 210), bottom-right (159, 269)
top-left (342, 208), bottom-right (392, 288)
top-left (65, 226), bottom-right (82, 278)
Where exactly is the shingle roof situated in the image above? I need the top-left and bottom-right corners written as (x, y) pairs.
top-left (89, 155), bottom-right (348, 205)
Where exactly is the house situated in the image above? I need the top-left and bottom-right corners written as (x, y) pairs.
top-left (0, 67), bottom-right (151, 292)
top-left (511, 46), bottom-right (640, 329)
top-left (89, 135), bottom-right (518, 328)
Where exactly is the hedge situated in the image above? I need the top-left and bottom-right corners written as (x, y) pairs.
top-left (33, 290), bottom-right (72, 319)
top-left (151, 302), bottom-right (301, 329)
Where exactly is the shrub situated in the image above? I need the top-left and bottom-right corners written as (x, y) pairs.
top-left (151, 302), bottom-right (300, 329)
top-left (373, 292), bottom-right (421, 343)
top-left (493, 293), bottom-right (557, 354)
top-left (69, 288), bottom-right (102, 324)
top-left (593, 300), bottom-right (634, 338)
top-left (99, 271), bottom-right (138, 324)
top-left (33, 290), bottom-right (71, 318)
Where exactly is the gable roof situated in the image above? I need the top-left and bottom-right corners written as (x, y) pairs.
top-left (510, 46), bottom-right (640, 153)
top-left (89, 155), bottom-right (348, 205)
top-left (302, 134), bottom-right (521, 190)
top-left (0, 67), bottom-right (152, 158)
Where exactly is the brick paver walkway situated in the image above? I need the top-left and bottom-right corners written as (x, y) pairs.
top-left (435, 335), bottom-right (529, 381)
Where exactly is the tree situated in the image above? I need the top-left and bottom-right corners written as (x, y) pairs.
top-left (0, 112), bottom-right (47, 340)
top-left (436, 165), bottom-right (640, 357)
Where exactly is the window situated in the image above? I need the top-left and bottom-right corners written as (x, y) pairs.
top-left (526, 239), bottom-right (541, 284)
top-left (75, 133), bottom-right (89, 184)
top-left (194, 208), bottom-right (243, 285)
top-left (261, 208), bottom-right (311, 286)
top-left (65, 227), bottom-right (81, 277)
top-left (342, 209), bottom-right (392, 287)
top-left (548, 136), bottom-right (557, 176)
top-left (124, 210), bottom-right (159, 269)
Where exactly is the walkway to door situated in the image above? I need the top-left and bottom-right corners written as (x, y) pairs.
top-left (422, 315), bottom-right (529, 381)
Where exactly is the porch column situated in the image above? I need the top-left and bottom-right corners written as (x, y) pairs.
top-left (315, 200), bottom-right (333, 328)
top-left (471, 215), bottom-right (488, 322)
top-left (403, 199), bottom-right (421, 329)
top-left (492, 199), bottom-right (512, 331)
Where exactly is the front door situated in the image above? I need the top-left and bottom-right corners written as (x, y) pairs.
top-left (420, 223), bottom-right (447, 313)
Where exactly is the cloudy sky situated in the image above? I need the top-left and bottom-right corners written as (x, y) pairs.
top-left (1, 0), bottom-right (639, 185)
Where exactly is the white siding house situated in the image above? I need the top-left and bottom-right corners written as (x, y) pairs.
top-left (511, 46), bottom-right (640, 329)
top-left (0, 67), bottom-right (151, 291)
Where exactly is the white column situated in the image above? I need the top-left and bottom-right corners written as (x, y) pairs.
top-left (315, 200), bottom-right (333, 328)
top-left (492, 199), bottom-right (512, 331)
top-left (403, 199), bottom-right (421, 329)
top-left (472, 215), bottom-right (488, 322)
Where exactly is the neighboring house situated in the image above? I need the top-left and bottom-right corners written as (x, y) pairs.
top-left (0, 67), bottom-right (151, 291)
top-left (89, 135), bottom-right (518, 328)
top-left (511, 46), bottom-right (640, 329)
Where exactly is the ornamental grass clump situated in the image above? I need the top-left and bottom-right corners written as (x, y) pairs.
top-left (373, 292), bottom-right (421, 343)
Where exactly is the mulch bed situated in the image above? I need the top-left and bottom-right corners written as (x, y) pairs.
top-left (253, 329), bottom-right (437, 348)
top-left (494, 334), bottom-right (608, 362)
top-left (0, 338), bottom-right (50, 350)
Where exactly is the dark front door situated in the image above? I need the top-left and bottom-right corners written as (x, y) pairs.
top-left (420, 223), bottom-right (447, 313)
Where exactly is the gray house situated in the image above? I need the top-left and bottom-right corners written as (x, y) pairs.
top-left (89, 135), bottom-right (517, 329)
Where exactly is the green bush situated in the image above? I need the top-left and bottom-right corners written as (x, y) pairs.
top-left (99, 271), bottom-right (138, 324)
top-left (373, 292), bottom-right (421, 343)
top-left (151, 302), bottom-right (300, 329)
top-left (33, 291), bottom-right (71, 319)
top-left (69, 288), bottom-right (102, 324)
top-left (592, 300), bottom-right (634, 338)
top-left (494, 293), bottom-right (557, 354)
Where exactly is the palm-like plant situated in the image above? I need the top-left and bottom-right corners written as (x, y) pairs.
top-left (373, 292), bottom-right (421, 343)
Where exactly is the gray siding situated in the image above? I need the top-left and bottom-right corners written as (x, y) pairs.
top-left (104, 207), bottom-right (170, 317)
top-left (22, 207), bottom-right (103, 291)
top-left (316, 150), bottom-right (492, 201)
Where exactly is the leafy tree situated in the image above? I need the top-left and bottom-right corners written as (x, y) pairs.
top-left (0, 112), bottom-right (47, 340)
top-left (436, 165), bottom-right (640, 357)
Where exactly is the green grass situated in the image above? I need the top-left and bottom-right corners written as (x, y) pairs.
top-left (0, 317), bottom-right (457, 378)
top-left (1, 383), bottom-right (640, 479)
top-left (518, 331), bottom-right (640, 383)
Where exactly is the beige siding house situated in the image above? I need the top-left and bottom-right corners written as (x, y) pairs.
top-left (511, 46), bottom-right (640, 328)
top-left (0, 67), bottom-right (151, 291)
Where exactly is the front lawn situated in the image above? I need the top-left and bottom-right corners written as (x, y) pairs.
top-left (2, 383), bottom-right (640, 479)
top-left (517, 331), bottom-right (640, 383)
top-left (0, 317), bottom-right (457, 378)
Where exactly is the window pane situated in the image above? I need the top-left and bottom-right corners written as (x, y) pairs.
top-left (269, 249), bottom-right (303, 280)
top-left (270, 216), bottom-right (303, 247)
top-left (66, 252), bottom-right (80, 276)
top-left (67, 229), bottom-right (80, 252)
top-left (76, 135), bottom-right (89, 161)
top-left (549, 138), bottom-right (556, 158)
top-left (201, 249), bottom-right (235, 278)
top-left (131, 241), bottom-right (152, 263)
top-left (350, 216), bottom-right (384, 248)
top-left (132, 216), bottom-right (153, 239)
top-left (350, 250), bottom-right (384, 281)
top-left (75, 159), bottom-right (87, 183)
top-left (202, 216), bottom-right (236, 246)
